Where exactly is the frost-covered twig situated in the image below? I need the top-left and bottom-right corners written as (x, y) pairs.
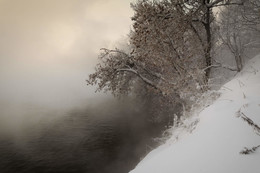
top-left (222, 86), bottom-right (233, 91)
top-left (236, 109), bottom-right (260, 154)
top-left (240, 145), bottom-right (260, 155)
top-left (237, 79), bottom-right (245, 87)
top-left (236, 110), bottom-right (260, 136)
top-left (206, 59), bottom-right (239, 72)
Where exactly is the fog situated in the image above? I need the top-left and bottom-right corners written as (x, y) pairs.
top-left (0, 0), bottom-right (134, 133)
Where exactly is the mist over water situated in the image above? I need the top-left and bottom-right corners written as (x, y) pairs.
top-left (0, 1), bottom-right (166, 173)
top-left (0, 99), bottom-right (163, 173)
top-left (0, 0), bottom-right (133, 131)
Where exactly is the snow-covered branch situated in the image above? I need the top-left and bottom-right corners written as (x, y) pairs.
top-left (116, 68), bottom-right (160, 91)
top-left (100, 48), bottom-right (133, 59)
top-left (203, 63), bottom-right (238, 72)
top-left (206, 0), bottom-right (244, 8)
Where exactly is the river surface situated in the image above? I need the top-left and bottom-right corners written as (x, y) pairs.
top-left (0, 101), bottom-right (165, 173)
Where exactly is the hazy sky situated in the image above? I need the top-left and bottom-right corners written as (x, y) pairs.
top-left (0, 0), bottom-right (134, 128)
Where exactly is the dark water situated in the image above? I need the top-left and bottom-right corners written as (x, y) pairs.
top-left (0, 101), bottom-right (166, 173)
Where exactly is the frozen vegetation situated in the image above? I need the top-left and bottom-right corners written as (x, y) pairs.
top-left (130, 55), bottom-right (260, 173)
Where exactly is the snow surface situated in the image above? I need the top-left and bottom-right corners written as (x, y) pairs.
top-left (130, 55), bottom-right (260, 173)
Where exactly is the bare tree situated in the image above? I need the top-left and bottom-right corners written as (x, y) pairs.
top-left (181, 0), bottom-right (245, 77)
top-left (217, 0), bottom-right (260, 72)
top-left (130, 0), bottom-right (206, 97)
top-left (219, 6), bottom-right (245, 71)
top-left (242, 0), bottom-right (260, 32)
top-left (87, 0), bottom-right (246, 119)
top-left (88, 0), bottom-right (208, 109)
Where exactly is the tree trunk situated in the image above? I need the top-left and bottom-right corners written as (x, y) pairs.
top-left (204, 5), bottom-right (212, 80)
top-left (235, 54), bottom-right (243, 72)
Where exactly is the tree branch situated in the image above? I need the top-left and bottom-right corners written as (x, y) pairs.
top-left (100, 48), bottom-right (133, 59)
top-left (116, 68), bottom-right (161, 91)
top-left (190, 23), bottom-right (205, 49)
top-left (206, 0), bottom-right (244, 8)
top-left (203, 62), bottom-right (238, 72)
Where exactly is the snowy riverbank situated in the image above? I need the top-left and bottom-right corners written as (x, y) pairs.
top-left (130, 55), bottom-right (260, 173)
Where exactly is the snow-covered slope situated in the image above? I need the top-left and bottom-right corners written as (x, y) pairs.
top-left (130, 55), bottom-right (260, 173)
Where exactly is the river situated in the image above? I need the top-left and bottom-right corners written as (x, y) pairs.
top-left (0, 99), bottom-right (166, 173)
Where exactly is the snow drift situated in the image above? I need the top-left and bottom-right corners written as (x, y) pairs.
top-left (130, 55), bottom-right (260, 173)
